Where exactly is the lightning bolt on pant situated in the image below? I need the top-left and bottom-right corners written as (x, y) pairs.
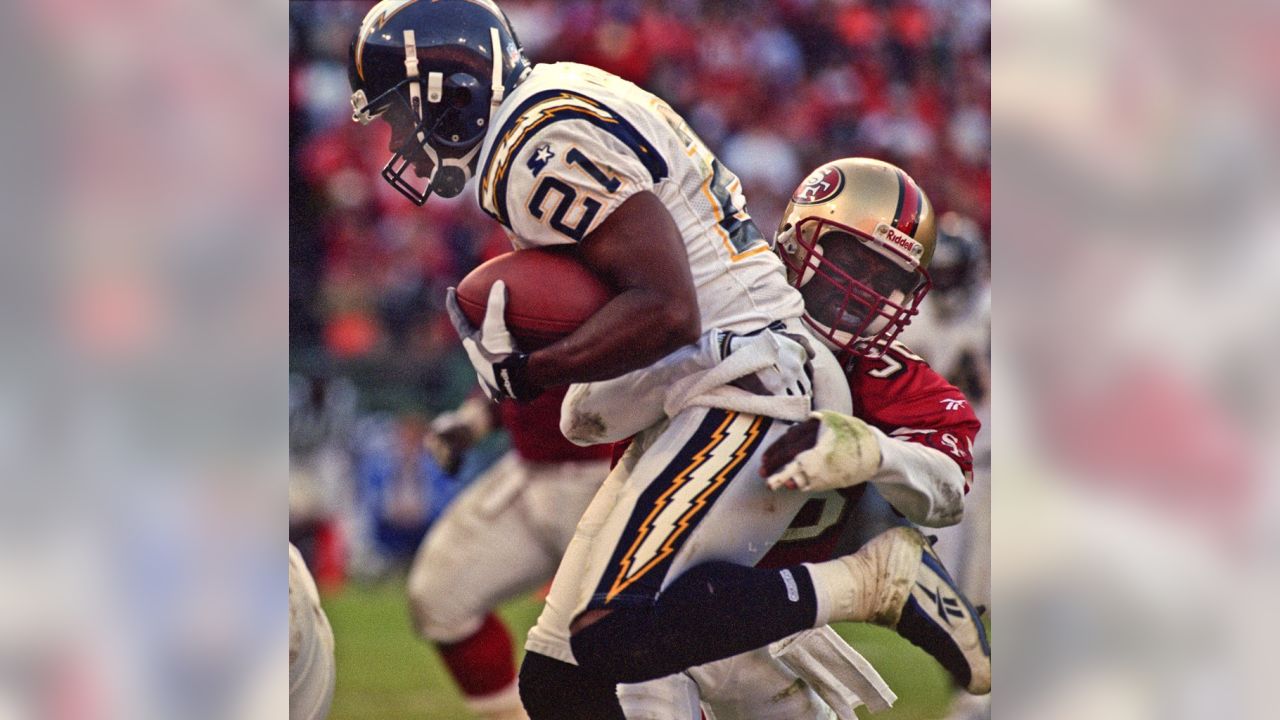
top-left (524, 406), bottom-right (813, 666)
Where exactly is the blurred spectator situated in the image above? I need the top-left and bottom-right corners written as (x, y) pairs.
top-left (352, 413), bottom-right (466, 571)
top-left (288, 373), bottom-right (357, 586)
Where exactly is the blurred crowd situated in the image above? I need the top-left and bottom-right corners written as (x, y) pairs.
top-left (288, 0), bottom-right (991, 579)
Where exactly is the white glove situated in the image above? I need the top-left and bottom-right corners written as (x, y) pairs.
top-left (721, 325), bottom-right (814, 398)
top-left (445, 281), bottom-right (540, 402)
top-left (763, 411), bottom-right (882, 492)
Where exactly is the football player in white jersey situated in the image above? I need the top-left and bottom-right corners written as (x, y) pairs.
top-left (348, 3), bottom-right (983, 718)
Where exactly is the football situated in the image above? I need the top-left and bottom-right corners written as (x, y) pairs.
top-left (455, 248), bottom-right (612, 350)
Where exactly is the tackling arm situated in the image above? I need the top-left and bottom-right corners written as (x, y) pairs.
top-left (869, 429), bottom-right (966, 527)
top-left (761, 411), bottom-right (966, 528)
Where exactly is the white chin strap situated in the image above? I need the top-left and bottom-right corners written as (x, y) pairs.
top-left (427, 27), bottom-right (502, 188)
top-left (403, 29), bottom-right (429, 150)
top-left (807, 315), bottom-right (856, 355)
top-left (806, 285), bottom-right (909, 358)
top-left (489, 27), bottom-right (505, 115)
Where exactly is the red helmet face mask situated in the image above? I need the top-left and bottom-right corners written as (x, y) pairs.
top-left (779, 216), bottom-right (932, 358)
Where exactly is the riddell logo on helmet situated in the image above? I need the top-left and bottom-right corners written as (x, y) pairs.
top-left (792, 166), bottom-right (845, 205)
top-left (874, 223), bottom-right (923, 259)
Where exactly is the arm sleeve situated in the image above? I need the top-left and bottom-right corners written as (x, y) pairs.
top-left (868, 427), bottom-right (967, 528)
top-left (560, 333), bottom-right (723, 446)
top-left (495, 119), bottom-right (659, 248)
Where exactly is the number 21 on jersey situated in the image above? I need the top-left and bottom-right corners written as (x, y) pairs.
top-left (527, 148), bottom-right (620, 241)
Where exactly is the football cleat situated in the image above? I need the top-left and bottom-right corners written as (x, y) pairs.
top-left (840, 526), bottom-right (991, 694)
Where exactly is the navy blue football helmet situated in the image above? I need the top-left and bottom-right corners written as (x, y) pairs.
top-left (349, 0), bottom-right (530, 204)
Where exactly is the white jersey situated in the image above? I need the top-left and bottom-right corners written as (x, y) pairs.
top-left (476, 62), bottom-right (804, 333)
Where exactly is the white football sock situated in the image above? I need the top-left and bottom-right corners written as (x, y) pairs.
top-left (804, 559), bottom-right (861, 627)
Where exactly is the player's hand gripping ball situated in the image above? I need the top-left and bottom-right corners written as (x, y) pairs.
top-left (446, 281), bottom-right (540, 402)
top-left (454, 248), bottom-right (612, 350)
top-left (449, 248), bottom-right (612, 401)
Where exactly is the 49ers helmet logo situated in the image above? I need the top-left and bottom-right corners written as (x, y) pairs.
top-left (792, 165), bottom-right (845, 205)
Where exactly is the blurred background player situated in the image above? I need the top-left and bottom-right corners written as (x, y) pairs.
top-left (290, 373), bottom-right (359, 587)
top-left (354, 411), bottom-right (465, 569)
top-left (290, 543), bottom-right (337, 720)
top-left (407, 388), bottom-right (610, 720)
top-left (901, 212), bottom-right (989, 407)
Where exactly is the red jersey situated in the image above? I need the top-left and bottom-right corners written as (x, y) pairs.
top-left (761, 341), bottom-right (981, 567)
top-left (845, 341), bottom-right (980, 485)
top-left (499, 386), bottom-right (613, 464)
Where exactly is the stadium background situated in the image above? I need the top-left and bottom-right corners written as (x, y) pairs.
top-left (288, 1), bottom-right (990, 718)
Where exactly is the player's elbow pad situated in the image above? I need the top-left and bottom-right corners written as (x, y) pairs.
top-left (560, 378), bottom-right (665, 446)
top-left (870, 431), bottom-right (966, 528)
top-left (560, 384), bottom-right (606, 446)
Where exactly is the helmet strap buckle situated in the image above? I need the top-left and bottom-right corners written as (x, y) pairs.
top-left (489, 27), bottom-right (505, 107)
top-left (484, 27), bottom-right (507, 132)
top-left (427, 72), bottom-right (444, 104)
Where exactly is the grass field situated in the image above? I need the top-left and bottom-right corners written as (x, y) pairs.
top-left (322, 578), bottom-right (967, 720)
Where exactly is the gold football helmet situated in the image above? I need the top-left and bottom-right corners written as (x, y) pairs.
top-left (776, 157), bottom-right (937, 358)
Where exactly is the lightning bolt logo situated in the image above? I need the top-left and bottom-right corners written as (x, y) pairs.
top-left (605, 412), bottom-right (764, 603)
top-left (915, 583), bottom-right (968, 625)
top-left (354, 0), bottom-right (420, 82)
